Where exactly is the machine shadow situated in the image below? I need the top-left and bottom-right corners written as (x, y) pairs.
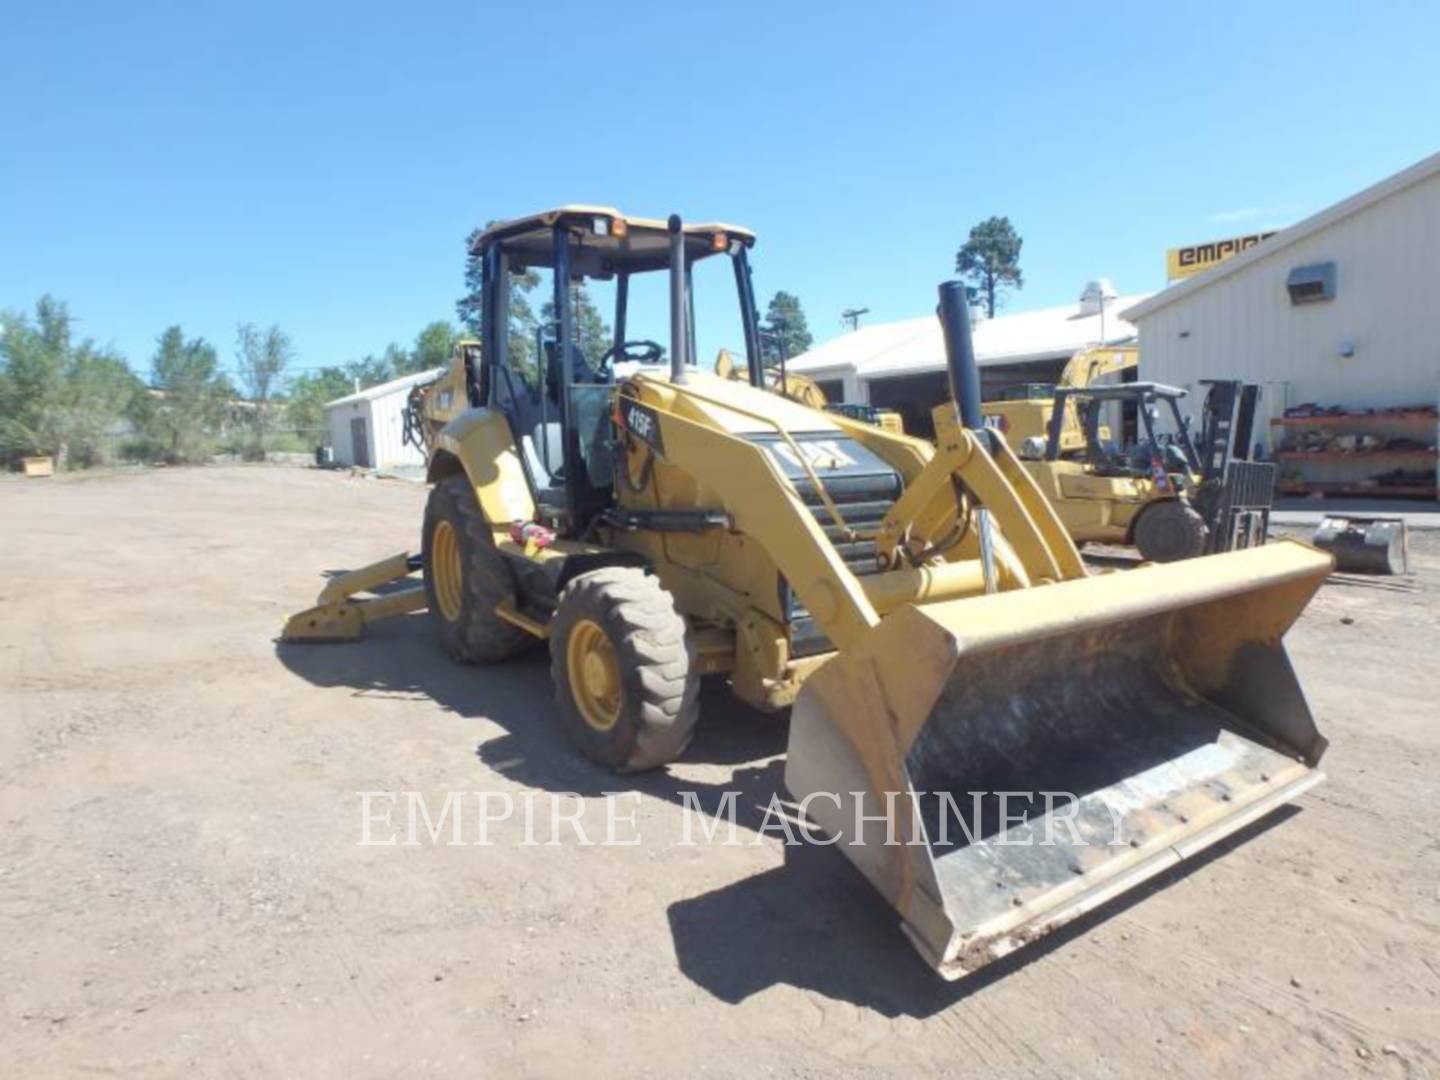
top-left (665, 806), bottom-right (1300, 1018)
top-left (273, 611), bottom-right (788, 821)
top-left (275, 615), bottom-right (1302, 1016)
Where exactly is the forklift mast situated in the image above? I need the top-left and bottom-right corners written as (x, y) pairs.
top-left (1196, 380), bottom-right (1275, 554)
top-left (1197, 380), bottom-right (1262, 482)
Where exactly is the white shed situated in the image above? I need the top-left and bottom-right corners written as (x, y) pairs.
top-left (1122, 151), bottom-right (1440, 457)
top-left (323, 368), bottom-right (444, 469)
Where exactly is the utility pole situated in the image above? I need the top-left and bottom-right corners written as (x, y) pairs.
top-left (840, 307), bottom-right (869, 332)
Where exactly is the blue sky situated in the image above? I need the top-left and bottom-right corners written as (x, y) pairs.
top-left (2, 0), bottom-right (1437, 379)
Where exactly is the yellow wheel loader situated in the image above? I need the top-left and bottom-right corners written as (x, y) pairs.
top-left (285, 206), bottom-right (1331, 979)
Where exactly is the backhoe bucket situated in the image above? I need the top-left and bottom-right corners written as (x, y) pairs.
top-left (785, 540), bottom-right (1332, 979)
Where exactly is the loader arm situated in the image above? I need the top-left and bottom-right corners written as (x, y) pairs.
top-left (628, 379), bottom-right (1077, 655)
top-left (873, 421), bottom-right (1086, 584)
top-left (628, 397), bottom-right (882, 652)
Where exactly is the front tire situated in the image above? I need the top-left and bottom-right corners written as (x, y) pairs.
top-left (548, 567), bottom-right (699, 772)
top-left (1133, 499), bottom-right (1208, 562)
top-left (422, 475), bottom-right (533, 663)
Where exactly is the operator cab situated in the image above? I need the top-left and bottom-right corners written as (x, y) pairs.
top-left (464, 207), bottom-right (765, 533)
top-left (1044, 382), bottom-right (1202, 479)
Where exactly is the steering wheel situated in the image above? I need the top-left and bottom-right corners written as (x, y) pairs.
top-left (598, 339), bottom-right (664, 377)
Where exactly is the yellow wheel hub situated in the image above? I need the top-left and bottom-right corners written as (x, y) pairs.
top-left (566, 618), bottom-right (621, 732)
top-left (431, 519), bottom-right (464, 623)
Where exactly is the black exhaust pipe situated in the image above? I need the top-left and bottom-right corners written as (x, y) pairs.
top-left (668, 214), bottom-right (688, 384)
top-left (937, 280), bottom-right (983, 431)
top-left (938, 279), bottom-right (999, 593)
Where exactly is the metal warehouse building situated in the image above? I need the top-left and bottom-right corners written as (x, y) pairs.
top-left (1122, 151), bottom-right (1440, 496)
top-left (788, 281), bottom-right (1150, 436)
top-left (323, 368), bottom-right (442, 469)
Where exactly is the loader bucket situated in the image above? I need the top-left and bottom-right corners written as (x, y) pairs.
top-left (785, 540), bottom-right (1332, 979)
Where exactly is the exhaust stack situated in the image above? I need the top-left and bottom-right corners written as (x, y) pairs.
top-left (938, 280), bottom-right (984, 432)
top-left (668, 214), bottom-right (688, 384)
top-left (937, 280), bottom-right (999, 591)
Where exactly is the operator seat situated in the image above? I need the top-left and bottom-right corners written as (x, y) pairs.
top-left (522, 421), bottom-right (567, 505)
top-left (521, 337), bottom-right (604, 507)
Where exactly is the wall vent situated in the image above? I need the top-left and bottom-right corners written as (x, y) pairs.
top-left (1286, 262), bottom-right (1336, 305)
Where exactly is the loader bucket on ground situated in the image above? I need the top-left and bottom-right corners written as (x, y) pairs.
top-left (785, 540), bottom-right (1332, 979)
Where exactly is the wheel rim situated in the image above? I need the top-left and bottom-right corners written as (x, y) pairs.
top-left (566, 618), bottom-right (621, 732)
top-left (431, 519), bottom-right (464, 622)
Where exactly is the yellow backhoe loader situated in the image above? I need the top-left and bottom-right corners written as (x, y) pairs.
top-left (284, 207), bottom-right (1331, 979)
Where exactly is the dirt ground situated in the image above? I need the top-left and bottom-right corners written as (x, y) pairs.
top-left (3, 464), bottom-right (1437, 1078)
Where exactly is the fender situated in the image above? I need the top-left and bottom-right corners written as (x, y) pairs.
top-left (428, 407), bottom-right (536, 531)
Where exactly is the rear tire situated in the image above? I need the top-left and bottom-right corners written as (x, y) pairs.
top-left (1134, 499), bottom-right (1208, 562)
top-left (422, 475), bottom-right (533, 663)
top-left (549, 567), bottom-right (699, 772)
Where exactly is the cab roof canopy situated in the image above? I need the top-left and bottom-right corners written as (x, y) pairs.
top-left (473, 205), bottom-right (756, 279)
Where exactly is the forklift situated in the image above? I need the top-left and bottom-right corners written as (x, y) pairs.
top-left (986, 378), bottom-right (1275, 561)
